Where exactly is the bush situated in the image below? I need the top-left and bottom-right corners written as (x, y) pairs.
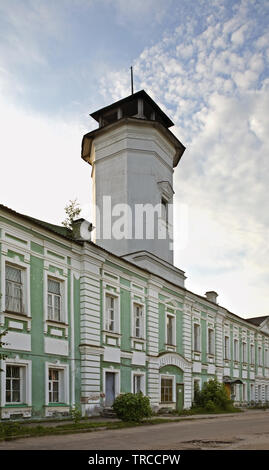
top-left (193, 379), bottom-right (233, 411)
top-left (112, 392), bottom-right (152, 422)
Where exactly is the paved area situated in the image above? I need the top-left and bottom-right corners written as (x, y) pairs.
top-left (0, 410), bottom-right (269, 450)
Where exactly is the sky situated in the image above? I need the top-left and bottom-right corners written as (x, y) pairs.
top-left (0, 0), bottom-right (269, 318)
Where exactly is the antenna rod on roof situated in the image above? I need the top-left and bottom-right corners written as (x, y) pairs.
top-left (130, 66), bottom-right (134, 94)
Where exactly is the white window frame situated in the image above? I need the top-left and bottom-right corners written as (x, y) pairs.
top-left (1, 358), bottom-right (32, 407)
top-left (234, 338), bottom-right (239, 362)
top-left (44, 271), bottom-right (67, 325)
top-left (265, 349), bottom-right (269, 368)
top-left (258, 346), bottom-right (262, 366)
top-left (224, 336), bottom-right (230, 360)
top-left (207, 328), bottom-right (215, 355)
top-left (132, 301), bottom-right (145, 340)
top-left (193, 323), bottom-right (201, 352)
top-left (2, 259), bottom-right (30, 317)
top-left (250, 344), bottom-right (255, 364)
top-left (104, 291), bottom-right (120, 334)
top-left (45, 362), bottom-right (69, 406)
top-left (166, 312), bottom-right (176, 346)
top-left (132, 371), bottom-right (146, 395)
top-left (160, 374), bottom-right (175, 404)
top-left (242, 342), bottom-right (247, 363)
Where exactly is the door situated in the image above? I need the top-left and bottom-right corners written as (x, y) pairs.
top-left (105, 372), bottom-right (115, 407)
top-left (176, 384), bottom-right (184, 412)
top-left (224, 383), bottom-right (231, 399)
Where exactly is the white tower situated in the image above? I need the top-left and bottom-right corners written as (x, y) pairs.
top-left (82, 90), bottom-right (186, 286)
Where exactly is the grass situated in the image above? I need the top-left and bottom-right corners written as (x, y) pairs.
top-left (176, 406), bottom-right (243, 416)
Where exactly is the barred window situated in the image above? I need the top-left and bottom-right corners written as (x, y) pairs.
top-left (161, 378), bottom-right (173, 403)
top-left (5, 265), bottom-right (23, 313)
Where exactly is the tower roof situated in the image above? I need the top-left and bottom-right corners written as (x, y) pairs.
top-left (90, 89), bottom-right (174, 129)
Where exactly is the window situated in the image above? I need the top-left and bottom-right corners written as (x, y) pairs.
top-left (208, 328), bottom-right (214, 355)
top-left (234, 339), bottom-right (239, 361)
top-left (193, 324), bottom-right (200, 352)
top-left (5, 265), bottom-right (24, 313)
top-left (6, 365), bottom-right (23, 403)
top-left (133, 304), bottom-right (144, 339)
top-left (224, 336), bottom-right (230, 360)
top-left (48, 369), bottom-right (61, 403)
top-left (47, 278), bottom-right (62, 322)
top-left (161, 377), bottom-right (173, 403)
top-left (133, 374), bottom-right (144, 394)
top-left (105, 294), bottom-right (117, 332)
top-left (166, 314), bottom-right (175, 346)
top-left (265, 349), bottom-right (269, 368)
top-left (242, 342), bottom-right (247, 363)
top-left (258, 347), bottom-right (262, 366)
top-left (161, 197), bottom-right (169, 224)
top-left (250, 344), bottom-right (255, 364)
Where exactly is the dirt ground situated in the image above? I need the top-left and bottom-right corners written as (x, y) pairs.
top-left (0, 409), bottom-right (269, 450)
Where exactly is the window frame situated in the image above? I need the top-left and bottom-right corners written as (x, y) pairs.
top-left (132, 302), bottom-right (145, 339)
top-left (166, 312), bottom-right (176, 347)
top-left (2, 259), bottom-right (30, 317)
top-left (207, 328), bottom-right (215, 356)
top-left (45, 362), bottom-right (69, 406)
top-left (160, 375), bottom-right (175, 404)
top-left (44, 271), bottom-right (67, 325)
top-left (132, 372), bottom-right (146, 395)
top-left (193, 323), bottom-right (201, 352)
top-left (1, 359), bottom-right (32, 408)
top-left (104, 292), bottom-right (120, 333)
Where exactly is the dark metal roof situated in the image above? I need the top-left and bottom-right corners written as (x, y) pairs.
top-left (246, 316), bottom-right (269, 326)
top-left (90, 89), bottom-right (174, 128)
top-left (0, 204), bottom-right (77, 243)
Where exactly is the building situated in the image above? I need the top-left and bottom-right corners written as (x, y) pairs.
top-left (0, 90), bottom-right (269, 420)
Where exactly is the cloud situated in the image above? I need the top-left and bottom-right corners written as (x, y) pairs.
top-left (99, 0), bottom-right (269, 316)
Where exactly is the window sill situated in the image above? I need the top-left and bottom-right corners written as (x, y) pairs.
top-left (131, 336), bottom-right (146, 342)
top-left (4, 310), bottom-right (30, 319)
top-left (4, 403), bottom-right (29, 408)
top-left (46, 319), bottom-right (69, 327)
top-left (46, 403), bottom-right (69, 407)
top-left (102, 330), bottom-right (121, 337)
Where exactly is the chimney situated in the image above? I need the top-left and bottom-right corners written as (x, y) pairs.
top-left (72, 219), bottom-right (93, 241)
top-left (205, 291), bottom-right (218, 304)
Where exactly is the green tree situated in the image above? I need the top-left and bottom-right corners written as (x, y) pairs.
top-left (62, 199), bottom-right (81, 229)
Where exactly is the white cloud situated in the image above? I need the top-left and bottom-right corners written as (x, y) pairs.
top-left (99, 0), bottom-right (269, 316)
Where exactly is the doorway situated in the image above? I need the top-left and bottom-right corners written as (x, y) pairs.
top-left (105, 372), bottom-right (116, 407)
top-left (176, 383), bottom-right (184, 412)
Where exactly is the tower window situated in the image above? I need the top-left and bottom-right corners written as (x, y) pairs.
top-left (161, 197), bottom-right (168, 224)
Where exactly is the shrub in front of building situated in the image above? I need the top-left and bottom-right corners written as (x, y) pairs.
top-left (112, 392), bottom-right (152, 422)
top-left (193, 379), bottom-right (234, 412)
